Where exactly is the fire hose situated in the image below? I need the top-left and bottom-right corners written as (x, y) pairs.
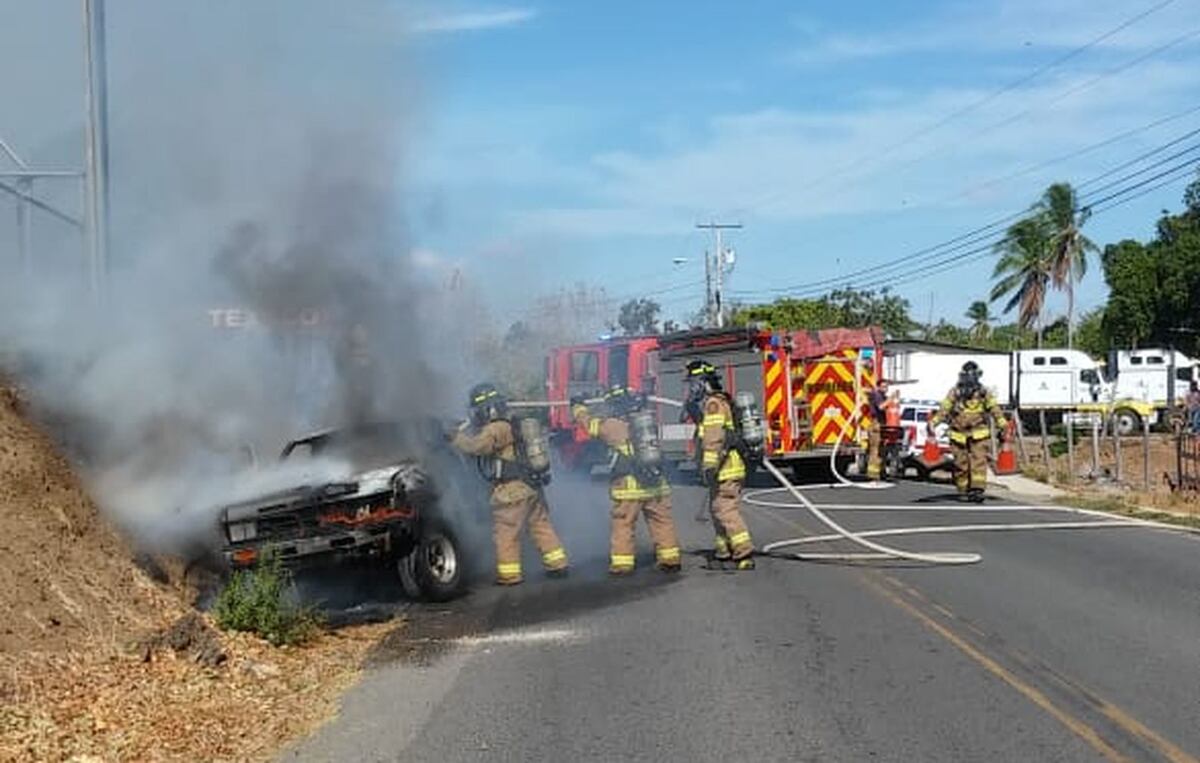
top-left (750, 366), bottom-right (1183, 565)
top-left (512, 395), bottom-right (1184, 567)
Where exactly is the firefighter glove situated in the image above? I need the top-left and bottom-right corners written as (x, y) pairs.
top-left (701, 467), bottom-right (717, 487)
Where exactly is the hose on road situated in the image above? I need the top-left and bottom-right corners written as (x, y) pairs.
top-left (751, 370), bottom-right (1141, 566)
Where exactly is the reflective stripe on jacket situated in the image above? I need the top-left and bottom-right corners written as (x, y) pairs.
top-left (930, 385), bottom-right (1007, 441)
top-left (700, 394), bottom-right (745, 482)
top-left (574, 406), bottom-right (669, 500)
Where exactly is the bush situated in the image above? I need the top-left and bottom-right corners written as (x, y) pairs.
top-left (213, 552), bottom-right (321, 646)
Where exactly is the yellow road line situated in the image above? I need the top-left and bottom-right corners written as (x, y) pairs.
top-left (860, 574), bottom-right (1132, 763)
top-left (749, 495), bottom-right (1197, 762)
top-left (880, 580), bottom-right (1199, 763)
top-left (1033, 660), bottom-right (1200, 763)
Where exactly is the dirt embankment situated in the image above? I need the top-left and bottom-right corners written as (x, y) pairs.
top-left (0, 384), bottom-right (182, 653)
top-left (0, 383), bottom-right (387, 762)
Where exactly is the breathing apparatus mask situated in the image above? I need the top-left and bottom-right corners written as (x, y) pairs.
top-left (468, 383), bottom-right (507, 427)
top-left (957, 362), bottom-right (983, 396)
top-left (683, 359), bottom-right (720, 422)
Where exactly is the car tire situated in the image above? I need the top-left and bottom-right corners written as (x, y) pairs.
top-left (1113, 408), bottom-right (1141, 437)
top-left (396, 553), bottom-right (423, 600)
top-left (408, 520), bottom-right (466, 602)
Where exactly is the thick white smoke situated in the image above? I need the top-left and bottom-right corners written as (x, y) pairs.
top-left (0, 2), bottom-right (489, 556)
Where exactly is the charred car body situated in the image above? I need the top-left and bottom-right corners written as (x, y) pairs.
top-left (218, 422), bottom-right (484, 601)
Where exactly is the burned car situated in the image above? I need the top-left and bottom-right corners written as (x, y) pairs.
top-left (218, 421), bottom-right (483, 602)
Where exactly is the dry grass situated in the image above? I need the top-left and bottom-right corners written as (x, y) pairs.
top-left (0, 381), bottom-right (396, 762)
top-left (0, 617), bottom-right (395, 763)
top-left (1053, 492), bottom-right (1200, 529)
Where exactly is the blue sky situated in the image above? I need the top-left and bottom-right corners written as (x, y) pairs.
top-left (3, 0), bottom-right (1199, 332)
top-left (404, 0), bottom-right (1200, 327)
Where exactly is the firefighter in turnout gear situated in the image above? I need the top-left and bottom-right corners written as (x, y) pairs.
top-left (572, 385), bottom-right (682, 575)
top-left (865, 379), bottom-right (890, 481)
top-left (928, 361), bottom-right (1008, 502)
top-left (450, 383), bottom-right (569, 584)
top-left (685, 360), bottom-right (755, 570)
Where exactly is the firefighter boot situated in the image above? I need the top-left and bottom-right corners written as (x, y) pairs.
top-left (967, 488), bottom-right (985, 504)
top-left (735, 558), bottom-right (756, 571)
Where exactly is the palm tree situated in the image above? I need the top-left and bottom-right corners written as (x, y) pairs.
top-left (1038, 182), bottom-right (1098, 350)
top-left (965, 300), bottom-right (995, 344)
top-left (990, 216), bottom-right (1051, 347)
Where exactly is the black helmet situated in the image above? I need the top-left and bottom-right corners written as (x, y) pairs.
top-left (686, 359), bottom-right (722, 390)
top-left (959, 361), bottom-right (982, 388)
top-left (468, 382), bottom-right (507, 426)
top-left (604, 384), bottom-right (644, 417)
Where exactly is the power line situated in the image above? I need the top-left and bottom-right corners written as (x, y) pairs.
top-left (1076, 128), bottom-right (1200, 190)
top-left (935, 101), bottom-right (1200, 203)
top-left (1090, 162), bottom-right (1200, 213)
top-left (1078, 141), bottom-right (1200, 199)
top-left (733, 153), bottom-right (1200, 301)
top-left (732, 124), bottom-right (1200, 299)
top-left (783, 24), bottom-right (1200, 220)
top-left (1083, 152), bottom-right (1200, 209)
top-left (732, 0), bottom-right (1184, 218)
top-left (957, 26), bottom-right (1200, 148)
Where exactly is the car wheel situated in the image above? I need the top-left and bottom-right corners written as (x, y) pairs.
top-left (396, 553), bottom-right (423, 600)
top-left (409, 520), bottom-right (465, 602)
top-left (1113, 408), bottom-right (1141, 437)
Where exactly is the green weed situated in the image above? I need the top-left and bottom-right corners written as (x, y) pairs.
top-left (213, 551), bottom-right (321, 647)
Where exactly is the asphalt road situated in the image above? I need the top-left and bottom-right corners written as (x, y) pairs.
top-left (284, 475), bottom-right (1200, 763)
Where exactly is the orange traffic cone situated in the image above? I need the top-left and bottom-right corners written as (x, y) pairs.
top-left (995, 421), bottom-right (1017, 475)
top-left (922, 436), bottom-right (942, 466)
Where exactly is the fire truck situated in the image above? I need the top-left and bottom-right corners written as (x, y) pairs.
top-left (544, 326), bottom-right (884, 475)
top-left (654, 326), bottom-right (884, 476)
top-left (543, 336), bottom-right (660, 468)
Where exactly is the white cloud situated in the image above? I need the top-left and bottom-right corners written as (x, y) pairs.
top-left (508, 207), bottom-right (685, 238)
top-left (509, 56), bottom-right (1200, 231)
top-left (412, 7), bottom-right (536, 34)
top-left (784, 0), bottom-right (1198, 66)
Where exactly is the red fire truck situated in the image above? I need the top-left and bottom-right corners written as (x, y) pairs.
top-left (543, 336), bottom-right (660, 467)
top-left (544, 326), bottom-right (884, 474)
top-left (654, 326), bottom-right (884, 475)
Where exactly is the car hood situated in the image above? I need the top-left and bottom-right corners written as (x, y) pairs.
top-left (220, 465), bottom-right (409, 524)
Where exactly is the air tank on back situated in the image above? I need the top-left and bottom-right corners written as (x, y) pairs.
top-left (516, 417), bottom-right (552, 482)
top-left (628, 409), bottom-right (663, 468)
top-left (733, 391), bottom-right (765, 457)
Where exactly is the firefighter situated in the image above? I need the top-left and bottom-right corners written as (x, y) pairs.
top-left (449, 383), bottom-right (569, 585)
top-left (685, 360), bottom-right (754, 570)
top-left (865, 378), bottom-right (890, 481)
top-left (572, 386), bottom-right (682, 575)
top-left (928, 361), bottom-right (1008, 502)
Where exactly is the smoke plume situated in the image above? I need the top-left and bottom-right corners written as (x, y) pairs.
top-left (0, 2), bottom-right (478, 556)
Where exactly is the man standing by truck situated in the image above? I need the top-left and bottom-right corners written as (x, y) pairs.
top-left (865, 378), bottom-right (891, 481)
top-left (450, 382), bottom-right (569, 585)
top-left (928, 361), bottom-right (1008, 502)
top-left (685, 360), bottom-right (755, 570)
top-left (572, 385), bottom-right (682, 575)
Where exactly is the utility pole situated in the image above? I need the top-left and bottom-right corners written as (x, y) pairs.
top-left (82, 0), bottom-right (110, 299)
top-left (695, 221), bottom-right (741, 328)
